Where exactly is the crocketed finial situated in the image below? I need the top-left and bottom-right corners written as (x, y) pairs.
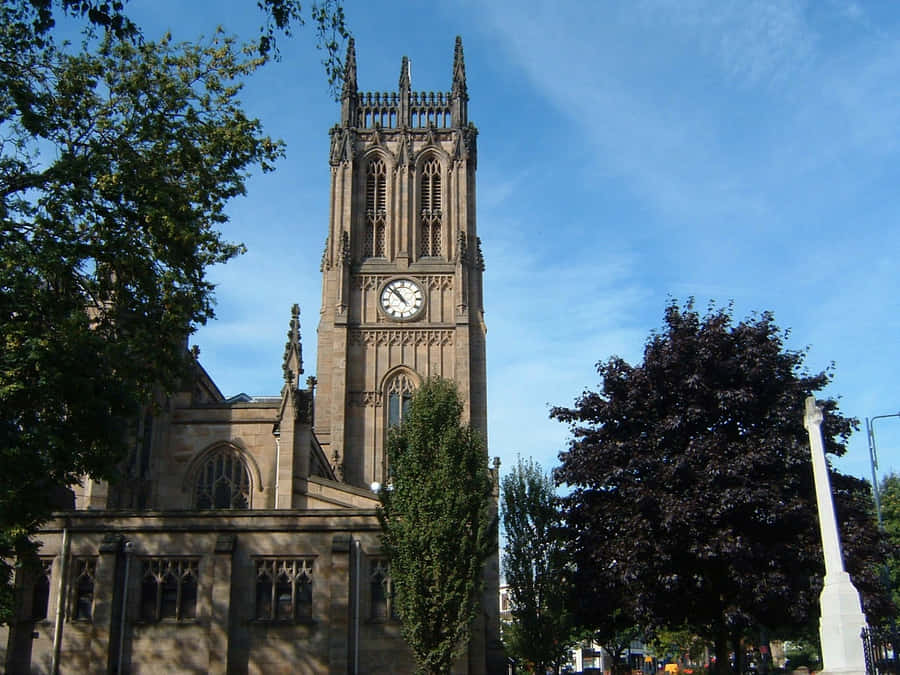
top-left (341, 37), bottom-right (357, 100)
top-left (399, 54), bottom-right (410, 91)
top-left (281, 303), bottom-right (303, 386)
top-left (451, 36), bottom-right (467, 99)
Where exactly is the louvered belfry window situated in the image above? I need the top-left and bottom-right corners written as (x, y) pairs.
top-left (365, 159), bottom-right (387, 258)
top-left (419, 158), bottom-right (441, 257)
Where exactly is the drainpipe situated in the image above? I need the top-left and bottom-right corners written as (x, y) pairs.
top-left (353, 539), bottom-right (360, 675)
top-left (50, 525), bottom-right (70, 674)
top-left (273, 432), bottom-right (281, 509)
top-left (117, 540), bottom-right (134, 674)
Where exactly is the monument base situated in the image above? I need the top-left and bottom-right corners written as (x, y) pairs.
top-left (818, 570), bottom-right (867, 675)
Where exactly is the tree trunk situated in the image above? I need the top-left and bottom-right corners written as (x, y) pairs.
top-left (758, 627), bottom-right (770, 675)
top-left (731, 633), bottom-right (744, 675)
top-left (714, 629), bottom-right (732, 675)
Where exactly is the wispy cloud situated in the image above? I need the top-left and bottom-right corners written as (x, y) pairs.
top-left (464, 0), bottom-right (900, 477)
top-left (638, 0), bottom-right (817, 88)
top-left (472, 0), bottom-right (900, 234)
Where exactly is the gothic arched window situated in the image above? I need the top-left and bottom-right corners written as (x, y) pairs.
top-left (195, 447), bottom-right (251, 509)
top-left (419, 157), bottom-right (441, 257)
top-left (386, 373), bottom-right (415, 428)
top-left (364, 159), bottom-right (387, 258)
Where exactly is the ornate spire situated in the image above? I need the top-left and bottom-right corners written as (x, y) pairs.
top-left (450, 36), bottom-right (468, 127)
top-left (340, 38), bottom-right (358, 126)
top-left (282, 304), bottom-right (303, 388)
top-left (398, 55), bottom-right (411, 128)
top-left (451, 36), bottom-right (467, 99)
top-left (341, 37), bottom-right (357, 99)
top-left (399, 55), bottom-right (410, 91)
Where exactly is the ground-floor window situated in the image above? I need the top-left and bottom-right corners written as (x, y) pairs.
top-left (71, 558), bottom-right (96, 621)
top-left (368, 558), bottom-right (398, 620)
top-left (139, 558), bottom-right (198, 622)
top-left (31, 559), bottom-right (53, 620)
top-left (255, 558), bottom-right (314, 622)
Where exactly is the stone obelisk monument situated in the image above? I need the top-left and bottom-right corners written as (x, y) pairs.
top-left (803, 396), bottom-right (867, 675)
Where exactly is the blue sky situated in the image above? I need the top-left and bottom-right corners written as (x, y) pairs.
top-left (127, 0), bottom-right (900, 484)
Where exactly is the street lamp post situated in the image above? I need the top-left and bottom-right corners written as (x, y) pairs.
top-left (864, 413), bottom-right (900, 675)
top-left (865, 412), bottom-right (900, 530)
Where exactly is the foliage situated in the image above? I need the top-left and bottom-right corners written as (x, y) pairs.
top-left (832, 471), bottom-right (895, 621)
top-left (6, 0), bottom-right (349, 79)
top-left (378, 378), bottom-right (496, 675)
top-left (0, 0), bottom-right (348, 624)
top-left (880, 473), bottom-right (900, 614)
top-left (501, 457), bottom-right (577, 673)
top-left (564, 501), bottom-right (642, 673)
top-left (648, 627), bottom-right (712, 668)
top-left (783, 638), bottom-right (822, 671)
top-left (589, 610), bottom-right (642, 675)
top-left (553, 299), bottom-right (889, 674)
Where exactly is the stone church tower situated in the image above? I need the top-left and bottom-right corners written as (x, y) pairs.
top-left (1, 38), bottom-right (502, 675)
top-left (315, 36), bottom-right (486, 489)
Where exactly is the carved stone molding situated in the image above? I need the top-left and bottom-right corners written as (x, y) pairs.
top-left (456, 231), bottom-right (468, 264)
top-left (330, 126), bottom-right (357, 165)
top-left (423, 274), bottom-right (453, 291)
top-left (356, 275), bottom-right (381, 291)
top-left (349, 329), bottom-right (454, 347)
top-left (340, 231), bottom-right (351, 265)
top-left (355, 274), bottom-right (453, 292)
top-left (475, 236), bottom-right (485, 271)
top-left (320, 236), bottom-right (331, 271)
top-left (349, 391), bottom-right (383, 407)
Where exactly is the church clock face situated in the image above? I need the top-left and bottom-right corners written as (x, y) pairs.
top-left (380, 278), bottom-right (425, 320)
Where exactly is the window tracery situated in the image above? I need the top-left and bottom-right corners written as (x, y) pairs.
top-left (195, 447), bottom-right (251, 510)
top-left (364, 158), bottom-right (387, 258)
top-left (419, 157), bottom-right (441, 257)
top-left (139, 558), bottom-right (198, 622)
top-left (368, 558), bottom-right (397, 620)
top-left (255, 558), bottom-right (313, 622)
top-left (386, 373), bottom-right (415, 428)
top-left (71, 558), bottom-right (96, 621)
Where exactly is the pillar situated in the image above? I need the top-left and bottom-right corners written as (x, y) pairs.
top-left (803, 396), bottom-right (867, 675)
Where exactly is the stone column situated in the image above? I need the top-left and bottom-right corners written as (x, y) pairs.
top-left (96, 534), bottom-right (123, 675)
top-left (275, 414), bottom-right (296, 509)
top-left (328, 534), bottom-right (351, 674)
top-left (803, 396), bottom-right (867, 675)
top-left (208, 534), bottom-right (235, 675)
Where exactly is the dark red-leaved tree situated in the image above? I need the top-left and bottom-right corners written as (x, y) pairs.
top-left (553, 300), bottom-right (890, 674)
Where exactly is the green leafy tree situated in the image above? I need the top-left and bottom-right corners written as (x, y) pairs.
top-left (553, 299), bottom-right (889, 675)
top-left (378, 378), bottom-right (496, 675)
top-left (501, 457), bottom-right (576, 674)
top-left (647, 627), bottom-right (712, 668)
top-left (0, 0), bottom-right (348, 623)
top-left (4, 1), bottom-right (348, 71)
top-left (589, 611), bottom-right (642, 675)
top-left (880, 473), bottom-right (900, 613)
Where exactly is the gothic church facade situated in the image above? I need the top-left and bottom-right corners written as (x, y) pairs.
top-left (1, 37), bottom-right (502, 675)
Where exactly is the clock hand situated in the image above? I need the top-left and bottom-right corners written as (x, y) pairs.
top-left (390, 287), bottom-right (408, 306)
